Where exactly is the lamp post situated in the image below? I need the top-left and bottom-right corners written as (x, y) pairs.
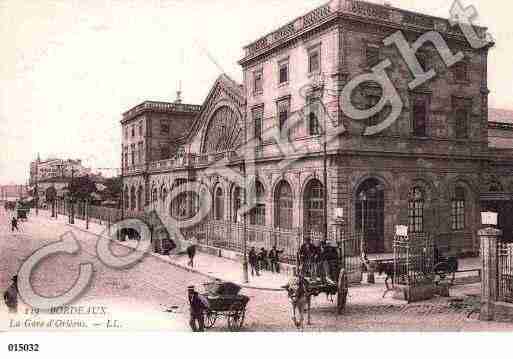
top-left (70, 168), bottom-right (75, 224)
top-left (322, 98), bottom-right (329, 243)
top-left (35, 156), bottom-right (39, 216)
top-left (242, 102), bottom-right (249, 284)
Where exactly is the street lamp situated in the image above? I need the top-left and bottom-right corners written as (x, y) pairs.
top-left (359, 191), bottom-right (367, 257)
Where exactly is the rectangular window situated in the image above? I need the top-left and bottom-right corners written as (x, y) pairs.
top-left (160, 144), bottom-right (169, 159)
top-left (130, 144), bottom-right (135, 165)
top-left (367, 95), bottom-right (381, 127)
top-left (253, 69), bottom-right (263, 94)
top-left (453, 60), bottom-right (468, 82)
top-left (366, 45), bottom-right (380, 67)
top-left (252, 107), bottom-right (263, 142)
top-left (277, 98), bottom-right (290, 132)
top-left (131, 125), bottom-right (135, 138)
top-left (308, 47), bottom-right (320, 73)
top-left (138, 142), bottom-right (144, 164)
top-left (307, 97), bottom-right (321, 136)
top-left (455, 108), bottom-right (468, 139)
top-left (412, 95), bottom-right (428, 137)
top-left (138, 122), bottom-right (143, 136)
top-left (279, 61), bottom-right (289, 84)
top-left (160, 121), bottom-right (170, 135)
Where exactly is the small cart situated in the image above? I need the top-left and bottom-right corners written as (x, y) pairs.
top-left (201, 281), bottom-right (250, 331)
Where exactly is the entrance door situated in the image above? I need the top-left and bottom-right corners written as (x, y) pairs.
top-left (356, 179), bottom-right (385, 254)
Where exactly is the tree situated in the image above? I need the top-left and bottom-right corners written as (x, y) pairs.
top-left (69, 175), bottom-right (96, 201)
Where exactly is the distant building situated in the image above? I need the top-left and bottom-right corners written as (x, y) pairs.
top-left (0, 184), bottom-right (29, 201)
top-left (29, 157), bottom-right (92, 186)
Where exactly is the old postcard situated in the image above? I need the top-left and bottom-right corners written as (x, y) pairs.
top-left (1, 0), bottom-right (513, 352)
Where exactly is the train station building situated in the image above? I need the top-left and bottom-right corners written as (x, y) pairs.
top-left (120, 0), bottom-right (513, 256)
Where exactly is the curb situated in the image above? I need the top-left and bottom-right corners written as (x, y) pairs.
top-left (64, 222), bottom-right (285, 292)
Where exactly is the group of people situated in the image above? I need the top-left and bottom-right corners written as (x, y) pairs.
top-left (11, 216), bottom-right (21, 232)
top-left (248, 246), bottom-right (284, 276)
top-left (297, 237), bottom-right (340, 284)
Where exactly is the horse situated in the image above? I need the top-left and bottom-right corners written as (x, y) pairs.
top-left (375, 261), bottom-right (396, 298)
top-left (283, 275), bottom-right (311, 330)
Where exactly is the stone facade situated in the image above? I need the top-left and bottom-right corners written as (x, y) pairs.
top-left (120, 0), bottom-right (513, 255)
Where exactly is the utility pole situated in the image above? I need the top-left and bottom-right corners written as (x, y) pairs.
top-left (70, 167), bottom-right (75, 224)
top-left (242, 103), bottom-right (249, 284)
top-left (323, 97), bottom-right (329, 243)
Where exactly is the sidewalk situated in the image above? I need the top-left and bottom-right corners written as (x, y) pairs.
top-left (37, 211), bottom-right (290, 291)
top-left (32, 211), bottom-right (481, 291)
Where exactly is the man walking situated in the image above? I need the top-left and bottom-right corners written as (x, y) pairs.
top-left (269, 246), bottom-right (284, 273)
top-left (4, 275), bottom-right (19, 314)
top-left (11, 216), bottom-right (19, 232)
top-left (249, 247), bottom-right (259, 277)
top-left (187, 244), bottom-right (197, 268)
top-left (187, 286), bottom-right (208, 332)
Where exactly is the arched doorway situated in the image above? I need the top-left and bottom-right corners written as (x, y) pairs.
top-left (232, 186), bottom-right (242, 222)
top-left (303, 179), bottom-right (325, 236)
top-left (355, 178), bottom-right (385, 254)
top-left (214, 186), bottom-right (224, 220)
top-left (275, 181), bottom-right (293, 229)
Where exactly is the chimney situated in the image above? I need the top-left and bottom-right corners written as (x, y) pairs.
top-left (175, 80), bottom-right (182, 104)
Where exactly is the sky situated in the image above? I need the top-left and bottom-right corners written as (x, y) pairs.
top-left (1, 0), bottom-right (512, 184)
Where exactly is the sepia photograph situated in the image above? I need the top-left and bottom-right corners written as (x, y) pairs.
top-left (1, 0), bottom-right (513, 355)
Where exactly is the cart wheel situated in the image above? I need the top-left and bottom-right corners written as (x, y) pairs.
top-left (227, 304), bottom-right (246, 331)
top-left (337, 269), bottom-right (348, 314)
top-left (205, 311), bottom-right (217, 329)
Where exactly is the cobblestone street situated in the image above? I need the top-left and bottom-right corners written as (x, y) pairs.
top-left (2, 208), bottom-right (513, 332)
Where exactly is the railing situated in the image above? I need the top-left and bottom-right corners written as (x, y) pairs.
top-left (147, 150), bottom-right (244, 174)
top-left (182, 220), bottom-right (362, 270)
top-left (123, 101), bottom-right (201, 121)
top-left (393, 233), bottom-right (435, 287)
top-left (498, 240), bottom-right (513, 304)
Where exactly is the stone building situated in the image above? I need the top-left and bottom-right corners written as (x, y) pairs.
top-left (120, 0), bottom-right (513, 256)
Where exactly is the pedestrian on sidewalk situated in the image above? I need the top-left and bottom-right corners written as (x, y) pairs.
top-left (258, 247), bottom-right (269, 271)
top-left (11, 216), bottom-right (19, 232)
top-left (249, 247), bottom-right (259, 276)
top-left (269, 246), bottom-right (284, 273)
top-left (187, 244), bottom-right (197, 268)
top-left (3, 275), bottom-right (19, 314)
top-left (187, 286), bottom-right (208, 332)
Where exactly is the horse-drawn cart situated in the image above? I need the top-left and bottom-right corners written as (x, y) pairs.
top-left (201, 281), bottom-right (250, 331)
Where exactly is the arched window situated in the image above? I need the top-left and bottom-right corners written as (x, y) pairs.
top-left (152, 188), bottom-right (158, 207)
top-left (250, 181), bottom-right (266, 226)
top-left (215, 186), bottom-right (224, 220)
top-left (408, 187), bottom-right (424, 233)
top-left (137, 186), bottom-right (143, 211)
top-left (130, 186), bottom-right (136, 210)
top-left (124, 186), bottom-right (130, 210)
top-left (275, 181), bottom-right (293, 229)
top-left (451, 187), bottom-right (466, 231)
top-left (303, 179), bottom-right (324, 235)
top-left (232, 186), bottom-right (242, 222)
top-left (162, 187), bottom-right (168, 203)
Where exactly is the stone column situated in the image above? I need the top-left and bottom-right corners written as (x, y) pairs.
top-left (479, 227), bottom-right (502, 321)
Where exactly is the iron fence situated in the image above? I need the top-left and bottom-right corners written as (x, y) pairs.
top-left (393, 233), bottom-right (435, 287)
top-left (182, 220), bottom-right (362, 271)
top-left (498, 240), bottom-right (513, 303)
